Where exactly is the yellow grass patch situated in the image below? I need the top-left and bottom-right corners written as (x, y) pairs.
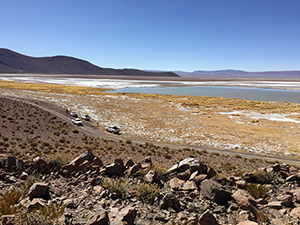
top-left (1, 80), bottom-right (300, 157)
top-left (0, 80), bottom-right (111, 95)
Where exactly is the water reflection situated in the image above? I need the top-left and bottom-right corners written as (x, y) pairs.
top-left (109, 86), bottom-right (300, 103)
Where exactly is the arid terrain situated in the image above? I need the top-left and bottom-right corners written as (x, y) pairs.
top-left (0, 79), bottom-right (300, 160)
top-left (1, 78), bottom-right (300, 224)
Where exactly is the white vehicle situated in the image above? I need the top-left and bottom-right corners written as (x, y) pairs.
top-left (70, 111), bottom-right (77, 117)
top-left (81, 114), bottom-right (90, 121)
top-left (106, 126), bottom-right (120, 134)
top-left (72, 118), bottom-right (83, 126)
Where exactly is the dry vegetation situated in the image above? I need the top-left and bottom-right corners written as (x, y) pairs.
top-left (0, 96), bottom-right (274, 174)
top-left (1, 80), bottom-right (300, 159)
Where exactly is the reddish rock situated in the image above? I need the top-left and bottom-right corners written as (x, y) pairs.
top-left (62, 163), bottom-right (77, 175)
top-left (238, 221), bottom-right (258, 225)
top-left (71, 151), bottom-right (94, 166)
top-left (63, 199), bottom-right (76, 208)
top-left (290, 207), bottom-right (300, 218)
top-left (243, 172), bottom-right (256, 182)
top-left (16, 159), bottom-right (25, 171)
top-left (181, 180), bottom-right (197, 191)
top-left (92, 157), bottom-right (103, 168)
top-left (125, 159), bottom-right (134, 168)
top-left (86, 210), bottom-right (109, 225)
top-left (178, 158), bottom-right (202, 173)
top-left (165, 164), bottom-right (179, 177)
top-left (19, 172), bottom-right (28, 180)
top-left (105, 159), bottom-right (124, 176)
top-left (27, 182), bottom-right (49, 199)
top-left (292, 188), bottom-right (300, 203)
top-left (277, 194), bottom-right (292, 207)
top-left (128, 186), bottom-right (138, 197)
top-left (270, 218), bottom-right (284, 225)
top-left (144, 170), bottom-right (158, 183)
top-left (279, 170), bottom-right (290, 179)
top-left (169, 178), bottom-right (185, 190)
top-left (286, 174), bottom-right (299, 182)
top-left (267, 201), bottom-right (282, 209)
top-left (141, 157), bottom-right (152, 168)
top-left (207, 167), bottom-right (216, 178)
top-left (193, 174), bottom-right (208, 186)
top-left (177, 169), bottom-right (191, 180)
top-left (93, 186), bottom-right (104, 193)
top-left (49, 186), bottom-right (62, 197)
top-left (114, 206), bottom-right (137, 225)
top-left (32, 157), bottom-right (50, 174)
top-left (5, 156), bottom-right (16, 171)
top-left (189, 171), bottom-right (199, 180)
top-left (78, 160), bottom-right (92, 171)
top-left (28, 198), bottom-right (45, 210)
top-left (199, 210), bottom-right (219, 225)
top-left (236, 180), bottom-right (247, 189)
top-left (160, 193), bottom-right (180, 210)
top-left (232, 189), bottom-right (259, 217)
top-left (201, 180), bottom-right (231, 204)
top-left (127, 163), bottom-right (142, 176)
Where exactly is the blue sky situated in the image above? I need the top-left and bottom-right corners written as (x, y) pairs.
top-left (1, 0), bottom-right (299, 72)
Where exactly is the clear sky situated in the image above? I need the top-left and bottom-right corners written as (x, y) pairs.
top-left (1, 0), bottom-right (299, 72)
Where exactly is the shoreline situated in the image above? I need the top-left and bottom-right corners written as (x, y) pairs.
top-left (1, 74), bottom-right (300, 91)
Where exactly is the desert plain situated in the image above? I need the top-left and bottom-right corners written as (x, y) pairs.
top-left (1, 75), bottom-right (300, 162)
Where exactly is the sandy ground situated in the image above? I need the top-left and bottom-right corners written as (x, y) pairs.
top-left (1, 74), bottom-right (300, 158)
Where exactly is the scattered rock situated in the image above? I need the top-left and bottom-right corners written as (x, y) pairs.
top-left (112, 206), bottom-right (137, 225)
top-left (181, 180), bottom-right (197, 191)
top-left (238, 221), bottom-right (258, 225)
top-left (199, 210), bottom-right (219, 225)
top-left (141, 157), bottom-right (152, 169)
top-left (27, 182), bottom-right (49, 199)
top-left (169, 178), bottom-right (184, 190)
top-left (127, 163), bottom-right (142, 176)
top-left (160, 193), bottom-right (180, 210)
top-left (86, 210), bottom-right (109, 225)
top-left (144, 170), bottom-right (158, 183)
top-left (232, 189), bottom-right (259, 217)
top-left (201, 179), bottom-right (231, 204)
top-left (104, 159), bottom-right (124, 176)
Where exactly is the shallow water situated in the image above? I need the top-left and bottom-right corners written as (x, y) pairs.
top-left (109, 86), bottom-right (300, 103)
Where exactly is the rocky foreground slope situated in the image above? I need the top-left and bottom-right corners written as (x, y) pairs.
top-left (1, 151), bottom-right (300, 224)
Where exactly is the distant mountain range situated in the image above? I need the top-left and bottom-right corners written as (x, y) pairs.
top-left (0, 48), bottom-right (178, 77)
top-left (1, 48), bottom-right (299, 79)
top-left (175, 69), bottom-right (300, 79)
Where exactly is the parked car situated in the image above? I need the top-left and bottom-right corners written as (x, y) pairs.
top-left (70, 111), bottom-right (77, 117)
top-left (81, 114), bottom-right (90, 121)
top-left (72, 118), bottom-right (83, 126)
top-left (106, 126), bottom-right (120, 134)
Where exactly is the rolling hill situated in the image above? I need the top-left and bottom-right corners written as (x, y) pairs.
top-left (0, 48), bottom-right (179, 77)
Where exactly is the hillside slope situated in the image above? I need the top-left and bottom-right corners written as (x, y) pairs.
top-left (0, 48), bottom-right (179, 77)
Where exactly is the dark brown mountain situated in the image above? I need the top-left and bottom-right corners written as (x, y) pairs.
top-left (0, 48), bottom-right (179, 77)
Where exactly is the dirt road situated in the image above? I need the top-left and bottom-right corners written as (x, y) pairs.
top-left (4, 95), bottom-right (300, 166)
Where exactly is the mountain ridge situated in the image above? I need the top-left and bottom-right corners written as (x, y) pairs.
top-left (175, 69), bottom-right (300, 78)
top-left (0, 48), bottom-right (179, 77)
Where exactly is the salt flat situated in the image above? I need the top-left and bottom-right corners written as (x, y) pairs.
top-left (1, 74), bottom-right (300, 90)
